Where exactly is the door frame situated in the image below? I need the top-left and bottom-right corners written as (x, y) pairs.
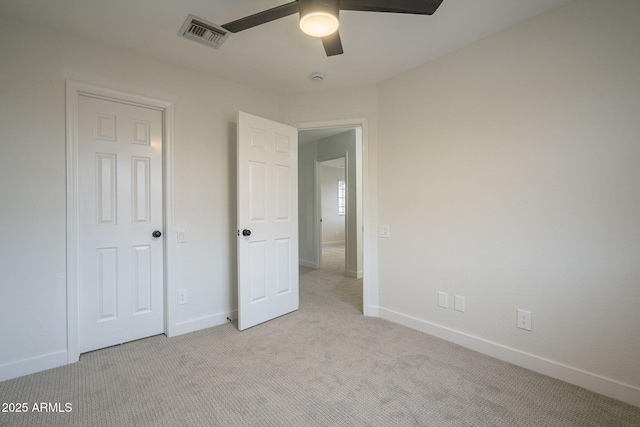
top-left (295, 118), bottom-right (377, 317)
top-left (65, 80), bottom-right (175, 362)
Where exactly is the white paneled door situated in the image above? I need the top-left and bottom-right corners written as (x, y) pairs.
top-left (237, 112), bottom-right (299, 330)
top-left (78, 95), bottom-right (164, 353)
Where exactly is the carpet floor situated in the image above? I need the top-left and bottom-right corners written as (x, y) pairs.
top-left (1, 245), bottom-right (639, 426)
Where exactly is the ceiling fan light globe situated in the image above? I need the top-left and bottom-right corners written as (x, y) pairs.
top-left (299, 11), bottom-right (339, 37)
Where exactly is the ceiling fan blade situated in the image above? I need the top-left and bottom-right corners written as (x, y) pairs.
top-left (339, 0), bottom-right (444, 15)
top-left (322, 31), bottom-right (344, 56)
top-left (222, 2), bottom-right (300, 33)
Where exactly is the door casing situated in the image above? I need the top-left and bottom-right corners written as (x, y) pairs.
top-left (66, 80), bottom-right (175, 362)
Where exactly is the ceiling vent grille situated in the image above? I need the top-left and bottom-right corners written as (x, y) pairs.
top-left (179, 14), bottom-right (229, 49)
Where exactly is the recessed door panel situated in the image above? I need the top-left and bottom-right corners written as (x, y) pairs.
top-left (249, 161), bottom-right (267, 222)
top-left (132, 119), bottom-right (151, 145)
top-left (249, 241), bottom-right (267, 303)
top-left (275, 165), bottom-right (291, 221)
top-left (96, 154), bottom-right (117, 225)
top-left (132, 157), bottom-right (150, 224)
top-left (275, 133), bottom-right (290, 156)
top-left (97, 248), bottom-right (118, 321)
top-left (250, 128), bottom-right (267, 152)
top-left (95, 114), bottom-right (116, 141)
top-left (133, 245), bottom-right (152, 314)
top-left (275, 238), bottom-right (291, 295)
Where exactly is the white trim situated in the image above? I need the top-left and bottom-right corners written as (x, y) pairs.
top-left (173, 310), bottom-right (238, 336)
top-left (299, 259), bottom-right (316, 269)
top-left (65, 80), bottom-right (175, 364)
top-left (322, 241), bottom-right (346, 246)
top-left (313, 160), bottom-right (322, 269)
top-left (0, 351), bottom-right (68, 382)
top-left (378, 307), bottom-right (640, 408)
top-left (295, 118), bottom-right (376, 315)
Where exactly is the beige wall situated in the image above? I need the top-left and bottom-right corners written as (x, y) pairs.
top-left (377, 0), bottom-right (640, 397)
top-left (0, 16), bottom-right (279, 379)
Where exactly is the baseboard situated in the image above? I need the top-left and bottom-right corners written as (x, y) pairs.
top-left (170, 310), bottom-right (237, 337)
top-left (378, 307), bottom-right (640, 408)
top-left (299, 259), bottom-right (317, 269)
top-left (0, 350), bottom-right (68, 382)
top-left (364, 305), bottom-right (379, 318)
top-left (322, 241), bottom-right (345, 246)
top-left (346, 269), bottom-right (363, 279)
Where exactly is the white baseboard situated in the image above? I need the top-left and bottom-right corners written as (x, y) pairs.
top-left (346, 269), bottom-right (363, 279)
top-left (299, 259), bottom-right (317, 269)
top-left (0, 350), bottom-right (68, 382)
top-left (1, 312), bottom-right (238, 382)
top-left (378, 307), bottom-right (640, 408)
top-left (322, 240), bottom-right (345, 246)
top-left (364, 305), bottom-right (379, 318)
top-left (170, 310), bottom-right (237, 337)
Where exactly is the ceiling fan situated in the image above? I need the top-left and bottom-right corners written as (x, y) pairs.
top-left (222, 0), bottom-right (444, 57)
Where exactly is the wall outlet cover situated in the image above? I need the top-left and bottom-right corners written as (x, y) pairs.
top-left (517, 309), bottom-right (532, 331)
top-left (177, 290), bottom-right (188, 305)
top-left (438, 292), bottom-right (448, 308)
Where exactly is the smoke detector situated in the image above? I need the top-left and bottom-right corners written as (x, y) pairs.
top-left (179, 14), bottom-right (230, 49)
top-left (310, 72), bottom-right (325, 82)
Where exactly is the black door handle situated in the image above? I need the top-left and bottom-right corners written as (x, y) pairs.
top-left (152, 230), bottom-right (162, 238)
top-left (242, 229), bottom-right (251, 237)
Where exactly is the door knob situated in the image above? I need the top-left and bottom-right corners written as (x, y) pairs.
top-left (152, 230), bottom-right (162, 238)
top-left (242, 229), bottom-right (251, 237)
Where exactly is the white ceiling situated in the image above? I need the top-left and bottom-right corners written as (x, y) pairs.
top-left (0, 0), bottom-right (571, 95)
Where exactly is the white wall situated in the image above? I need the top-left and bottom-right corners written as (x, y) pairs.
top-left (0, 17), bottom-right (279, 380)
top-left (320, 164), bottom-right (346, 245)
top-left (377, 0), bottom-right (640, 405)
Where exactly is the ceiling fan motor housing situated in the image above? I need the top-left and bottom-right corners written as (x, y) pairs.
top-left (299, 0), bottom-right (340, 22)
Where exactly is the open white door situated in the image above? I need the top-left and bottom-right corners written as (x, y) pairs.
top-left (237, 112), bottom-right (299, 330)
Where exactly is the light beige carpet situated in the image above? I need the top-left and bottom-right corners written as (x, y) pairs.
top-left (1, 245), bottom-right (639, 426)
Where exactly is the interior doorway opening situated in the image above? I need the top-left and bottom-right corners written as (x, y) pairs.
top-left (319, 157), bottom-right (346, 272)
top-left (298, 125), bottom-right (364, 310)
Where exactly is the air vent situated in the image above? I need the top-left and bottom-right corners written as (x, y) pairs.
top-left (178, 14), bottom-right (229, 49)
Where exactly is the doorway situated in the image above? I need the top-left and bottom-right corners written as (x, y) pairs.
top-left (319, 157), bottom-right (346, 272)
top-left (66, 80), bottom-right (174, 362)
top-left (298, 125), bottom-right (364, 310)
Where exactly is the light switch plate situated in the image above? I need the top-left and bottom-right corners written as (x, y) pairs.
top-left (379, 225), bottom-right (391, 238)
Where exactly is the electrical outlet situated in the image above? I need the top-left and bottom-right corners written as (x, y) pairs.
top-left (454, 295), bottom-right (465, 312)
top-left (517, 309), bottom-right (532, 331)
top-left (438, 292), bottom-right (448, 308)
top-left (177, 290), bottom-right (188, 306)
